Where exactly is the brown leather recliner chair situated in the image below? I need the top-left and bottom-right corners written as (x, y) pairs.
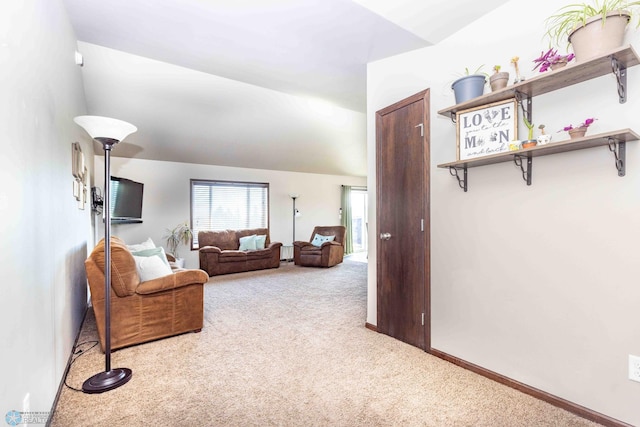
top-left (85, 236), bottom-right (209, 352)
top-left (293, 225), bottom-right (346, 267)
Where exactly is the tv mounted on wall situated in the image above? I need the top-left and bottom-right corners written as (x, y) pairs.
top-left (110, 176), bottom-right (144, 224)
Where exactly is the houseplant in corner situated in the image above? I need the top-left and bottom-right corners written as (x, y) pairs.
top-left (451, 65), bottom-right (487, 104)
top-left (544, 1), bottom-right (640, 62)
top-left (164, 222), bottom-right (193, 268)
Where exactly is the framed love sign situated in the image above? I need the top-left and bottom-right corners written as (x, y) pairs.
top-left (456, 98), bottom-right (518, 160)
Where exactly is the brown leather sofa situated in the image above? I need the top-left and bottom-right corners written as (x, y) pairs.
top-left (294, 225), bottom-right (346, 267)
top-left (198, 228), bottom-right (282, 276)
top-left (85, 237), bottom-right (209, 352)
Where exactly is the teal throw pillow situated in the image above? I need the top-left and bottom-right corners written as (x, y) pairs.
top-left (239, 234), bottom-right (257, 251)
top-left (131, 246), bottom-right (170, 267)
top-left (255, 234), bottom-right (267, 250)
top-left (311, 234), bottom-right (335, 247)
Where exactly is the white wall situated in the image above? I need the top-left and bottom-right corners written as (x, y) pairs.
top-left (0, 0), bottom-right (91, 419)
top-left (94, 157), bottom-right (366, 268)
top-left (367, 0), bottom-right (640, 424)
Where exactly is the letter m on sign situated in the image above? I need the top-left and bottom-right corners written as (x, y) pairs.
top-left (464, 136), bottom-right (477, 149)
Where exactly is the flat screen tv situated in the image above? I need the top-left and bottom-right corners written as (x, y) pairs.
top-left (109, 176), bottom-right (144, 223)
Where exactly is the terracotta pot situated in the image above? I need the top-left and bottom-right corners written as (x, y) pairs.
top-left (568, 11), bottom-right (630, 62)
top-left (521, 140), bottom-right (537, 149)
top-left (568, 127), bottom-right (588, 139)
top-left (550, 61), bottom-right (568, 70)
top-left (489, 72), bottom-right (509, 92)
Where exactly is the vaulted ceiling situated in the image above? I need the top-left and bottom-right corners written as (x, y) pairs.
top-left (63, 0), bottom-right (509, 176)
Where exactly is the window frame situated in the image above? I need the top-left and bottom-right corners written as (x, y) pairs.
top-left (190, 179), bottom-right (270, 250)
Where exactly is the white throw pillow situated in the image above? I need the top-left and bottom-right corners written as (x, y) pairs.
top-left (133, 254), bottom-right (172, 281)
top-left (239, 234), bottom-right (257, 251)
top-left (126, 237), bottom-right (156, 252)
top-left (255, 234), bottom-right (267, 250)
top-left (311, 234), bottom-right (335, 247)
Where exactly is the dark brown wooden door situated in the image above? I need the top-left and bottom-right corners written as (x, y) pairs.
top-left (376, 90), bottom-right (430, 350)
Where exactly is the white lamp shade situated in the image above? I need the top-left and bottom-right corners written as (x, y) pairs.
top-left (74, 115), bottom-right (137, 142)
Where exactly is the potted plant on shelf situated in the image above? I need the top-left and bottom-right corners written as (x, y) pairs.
top-left (532, 48), bottom-right (575, 72)
top-left (560, 117), bottom-right (597, 139)
top-left (537, 124), bottom-right (552, 145)
top-left (164, 222), bottom-right (193, 268)
top-left (489, 65), bottom-right (510, 91)
top-left (522, 115), bottom-right (537, 148)
top-left (544, 1), bottom-right (640, 63)
top-left (451, 65), bottom-right (487, 104)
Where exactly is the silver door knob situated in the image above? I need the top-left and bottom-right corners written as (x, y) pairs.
top-left (380, 233), bottom-right (391, 240)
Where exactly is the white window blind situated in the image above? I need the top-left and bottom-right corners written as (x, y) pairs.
top-left (191, 180), bottom-right (269, 248)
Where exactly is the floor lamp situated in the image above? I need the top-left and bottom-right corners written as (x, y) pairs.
top-left (74, 115), bottom-right (137, 393)
top-left (290, 194), bottom-right (301, 244)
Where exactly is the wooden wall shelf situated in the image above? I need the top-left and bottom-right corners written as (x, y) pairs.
top-left (437, 129), bottom-right (639, 191)
top-left (437, 45), bottom-right (640, 119)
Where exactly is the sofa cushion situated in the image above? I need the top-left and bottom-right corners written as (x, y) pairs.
top-left (133, 254), bottom-right (173, 282)
top-left (246, 248), bottom-right (272, 260)
top-left (239, 234), bottom-right (257, 251)
top-left (199, 230), bottom-right (238, 250)
top-left (126, 237), bottom-right (156, 252)
top-left (219, 250), bottom-right (247, 262)
top-left (131, 247), bottom-right (171, 267)
top-left (311, 234), bottom-right (335, 247)
top-left (255, 234), bottom-right (267, 249)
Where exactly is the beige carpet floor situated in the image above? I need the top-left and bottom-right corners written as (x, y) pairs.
top-left (51, 260), bottom-right (600, 426)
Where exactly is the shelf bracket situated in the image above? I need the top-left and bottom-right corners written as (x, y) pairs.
top-left (611, 57), bottom-right (627, 104)
top-left (448, 165), bottom-right (467, 192)
top-left (513, 154), bottom-right (533, 185)
top-left (450, 112), bottom-right (457, 124)
top-left (515, 91), bottom-right (532, 124)
top-left (607, 137), bottom-right (626, 177)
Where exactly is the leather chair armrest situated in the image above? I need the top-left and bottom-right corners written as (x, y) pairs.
top-left (198, 245), bottom-right (222, 254)
top-left (136, 269), bottom-right (208, 295)
top-left (293, 241), bottom-right (314, 248)
top-left (321, 240), bottom-right (342, 248)
top-left (268, 241), bottom-right (282, 249)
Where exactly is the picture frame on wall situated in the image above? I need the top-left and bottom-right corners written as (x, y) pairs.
top-left (456, 98), bottom-right (518, 160)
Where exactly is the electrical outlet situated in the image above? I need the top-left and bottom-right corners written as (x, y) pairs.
top-left (629, 355), bottom-right (640, 382)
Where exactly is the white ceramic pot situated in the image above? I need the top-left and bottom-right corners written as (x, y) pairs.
top-left (537, 134), bottom-right (552, 145)
top-left (568, 11), bottom-right (630, 62)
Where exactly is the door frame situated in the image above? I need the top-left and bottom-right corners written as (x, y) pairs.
top-left (375, 89), bottom-right (431, 352)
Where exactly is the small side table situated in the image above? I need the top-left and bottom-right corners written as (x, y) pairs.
top-left (280, 245), bottom-right (293, 262)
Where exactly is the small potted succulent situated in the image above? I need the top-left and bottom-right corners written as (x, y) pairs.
top-left (451, 65), bottom-right (487, 104)
top-left (522, 115), bottom-right (537, 148)
top-left (511, 56), bottom-right (525, 83)
top-left (533, 48), bottom-right (575, 72)
top-left (489, 65), bottom-right (510, 91)
top-left (560, 117), bottom-right (597, 139)
top-left (537, 124), bottom-right (552, 145)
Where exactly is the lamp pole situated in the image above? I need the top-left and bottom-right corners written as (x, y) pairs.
top-left (291, 195), bottom-right (297, 244)
top-left (74, 116), bottom-right (135, 394)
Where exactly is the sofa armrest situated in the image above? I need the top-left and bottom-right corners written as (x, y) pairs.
top-left (199, 245), bottom-right (222, 254)
top-left (136, 269), bottom-right (208, 295)
top-left (268, 241), bottom-right (282, 250)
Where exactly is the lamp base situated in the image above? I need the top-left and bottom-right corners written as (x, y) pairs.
top-left (82, 368), bottom-right (132, 394)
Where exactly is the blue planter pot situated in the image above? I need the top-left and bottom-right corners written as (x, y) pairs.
top-left (451, 74), bottom-right (486, 104)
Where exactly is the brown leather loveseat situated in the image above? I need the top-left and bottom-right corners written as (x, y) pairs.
top-left (198, 228), bottom-right (282, 276)
top-left (85, 237), bottom-right (209, 352)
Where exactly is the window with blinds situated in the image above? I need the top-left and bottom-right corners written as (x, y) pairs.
top-left (190, 179), bottom-right (269, 248)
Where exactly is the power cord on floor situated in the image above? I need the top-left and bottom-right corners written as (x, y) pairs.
top-left (63, 340), bottom-right (99, 392)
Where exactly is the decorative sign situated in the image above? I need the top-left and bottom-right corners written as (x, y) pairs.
top-left (456, 99), bottom-right (518, 160)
